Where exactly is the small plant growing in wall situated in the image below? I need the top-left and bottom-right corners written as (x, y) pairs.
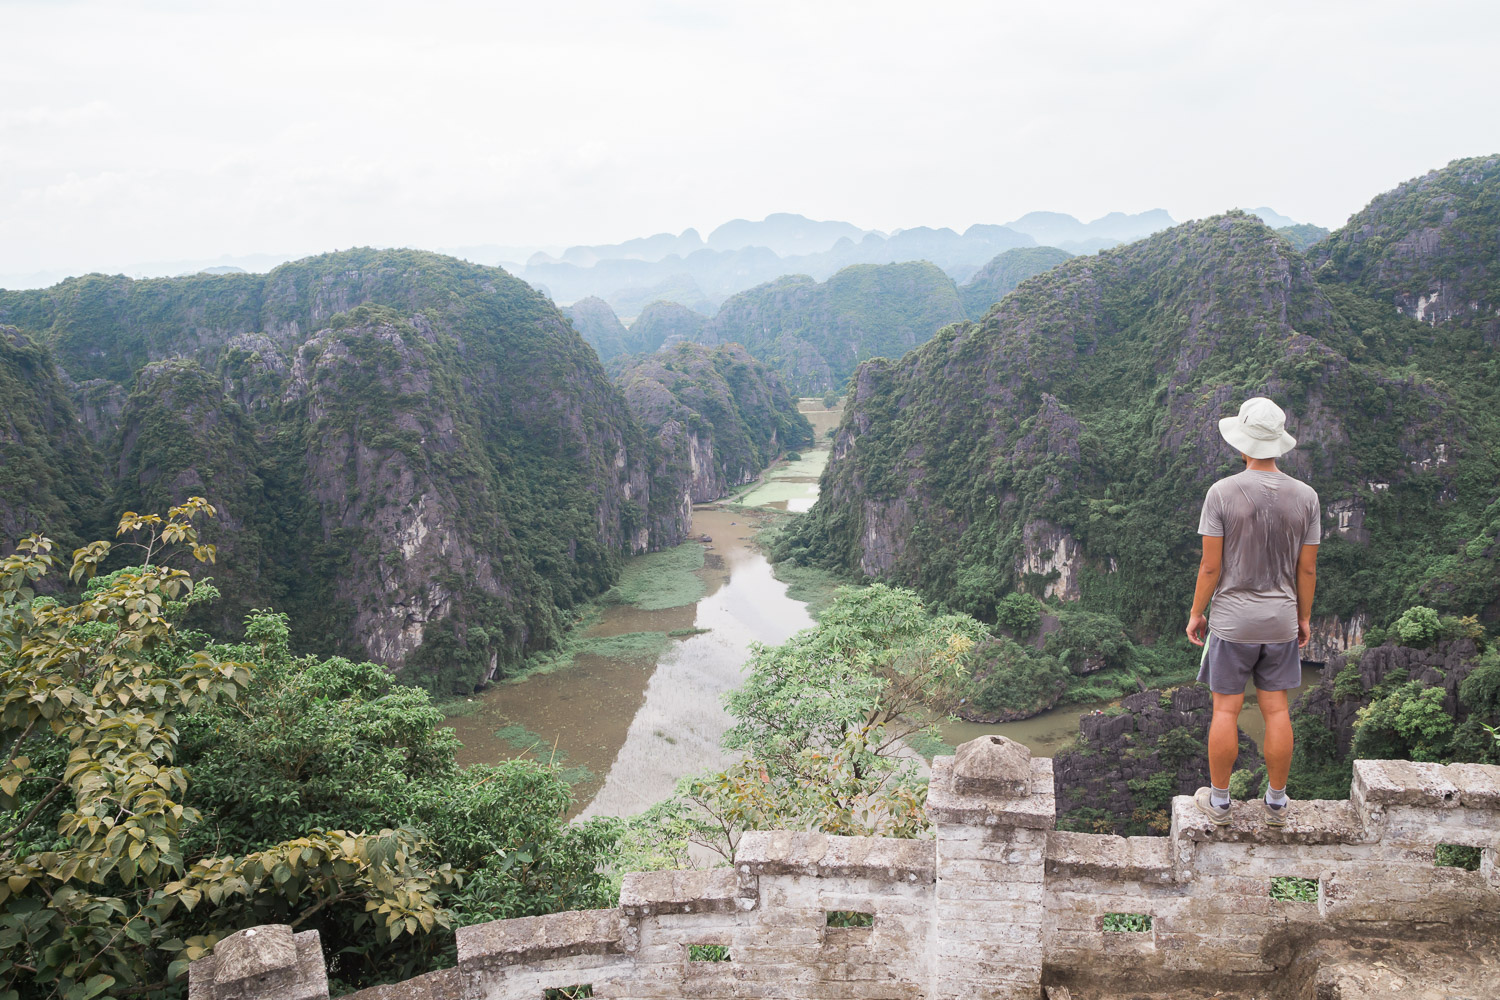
top-left (688, 944), bottom-right (731, 962)
top-left (1101, 912), bottom-right (1152, 932)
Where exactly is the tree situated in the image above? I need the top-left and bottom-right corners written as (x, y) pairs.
top-left (0, 502), bottom-right (457, 998)
top-left (636, 585), bottom-right (987, 862)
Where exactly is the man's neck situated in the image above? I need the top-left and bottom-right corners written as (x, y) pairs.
top-left (1244, 456), bottom-right (1279, 472)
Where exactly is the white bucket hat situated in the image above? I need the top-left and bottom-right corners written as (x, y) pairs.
top-left (1218, 397), bottom-right (1297, 459)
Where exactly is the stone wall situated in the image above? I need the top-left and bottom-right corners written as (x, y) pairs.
top-left (190, 739), bottom-right (1500, 1000)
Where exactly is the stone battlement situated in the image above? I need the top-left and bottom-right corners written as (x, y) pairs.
top-left (190, 739), bottom-right (1500, 1000)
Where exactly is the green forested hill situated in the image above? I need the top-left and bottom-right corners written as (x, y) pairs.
top-left (616, 342), bottom-right (812, 505)
top-left (561, 295), bottom-right (631, 361)
top-left (781, 159), bottom-right (1500, 644)
top-left (1313, 154), bottom-right (1499, 347)
top-left (957, 246), bottom-right (1073, 318)
top-left (0, 325), bottom-right (107, 550)
top-left (704, 260), bottom-right (969, 393)
top-left (0, 250), bottom-right (715, 691)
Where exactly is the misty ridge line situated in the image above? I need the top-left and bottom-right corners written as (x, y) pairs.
top-left (0, 207), bottom-right (1308, 301)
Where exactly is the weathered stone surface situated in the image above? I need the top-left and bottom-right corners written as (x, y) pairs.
top-left (1352, 759), bottom-right (1462, 809)
top-left (951, 735), bottom-right (1032, 798)
top-left (1044, 831), bottom-right (1173, 882)
top-left (928, 756), bottom-right (1056, 829)
top-left (342, 967), bottom-right (460, 1000)
top-left (456, 909), bottom-right (624, 971)
top-left (188, 926), bottom-right (328, 1000)
top-left (620, 868), bottom-right (748, 916)
top-left (736, 831), bottom-right (935, 881)
top-left (196, 757), bottom-right (1500, 1000)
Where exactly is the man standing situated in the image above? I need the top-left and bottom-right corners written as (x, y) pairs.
top-left (1186, 397), bottom-right (1320, 827)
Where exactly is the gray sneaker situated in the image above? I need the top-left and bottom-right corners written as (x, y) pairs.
top-left (1262, 797), bottom-right (1291, 828)
top-left (1194, 787), bottom-right (1232, 826)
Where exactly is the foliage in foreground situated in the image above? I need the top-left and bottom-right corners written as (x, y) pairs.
top-left (0, 503), bottom-right (616, 999)
top-left (620, 585), bottom-right (985, 866)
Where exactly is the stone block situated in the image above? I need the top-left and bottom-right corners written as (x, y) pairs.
top-left (1170, 794), bottom-right (1371, 846)
top-left (341, 967), bottom-right (460, 1000)
top-left (1044, 831), bottom-right (1173, 881)
top-left (189, 926), bottom-right (328, 1000)
top-left (1446, 761), bottom-right (1500, 809)
top-left (619, 868), bottom-right (747, 917)
top-left (927, 756), bottom-right (1056, 830)
top-left (737, 831), bottom-right (936, 881)
top-left (457, 908), bottom-right (624, 973)
top-left (1352, 759), bottom-right (1461, 809)
top-left (951, 734), bottom-right (1033, 798)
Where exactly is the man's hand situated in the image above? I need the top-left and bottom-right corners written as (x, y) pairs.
top-left (1298, 618), bottom-right (1311, 648)
top-left (1187, 613), bottom-right (1209, 647)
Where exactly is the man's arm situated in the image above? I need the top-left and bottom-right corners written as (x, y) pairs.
top-left (1186, 534), bottom-right (1223, 646)
top-left (1296, 542), bottom-right (1318, 647)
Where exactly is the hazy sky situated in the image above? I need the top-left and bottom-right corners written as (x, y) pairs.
top-left (4, 0), bottom-right (1498, 280)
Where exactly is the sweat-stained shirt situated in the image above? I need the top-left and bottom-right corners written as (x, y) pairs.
top-left (1197, 469), bottom-right (1321, 644)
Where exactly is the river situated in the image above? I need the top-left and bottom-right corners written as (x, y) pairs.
top-left (445, 400), bottom-right (1320, 817)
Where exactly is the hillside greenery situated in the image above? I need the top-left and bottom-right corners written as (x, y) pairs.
top-left (779, 175), bottom-right (1500, 643)
top-left (706, 261), bottom-right (969, 394)
top-left (0, 249), bottom-right (749, 692)
top-left (0, 506), bottom-right (619, 998)
top-left (957, 246), bottom-right (1073, 319)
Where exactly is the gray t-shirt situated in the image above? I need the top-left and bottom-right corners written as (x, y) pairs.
top-left (1197, 469), bottom-right (1321, 643)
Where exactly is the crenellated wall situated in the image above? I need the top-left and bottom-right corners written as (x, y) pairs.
top-left (189, 738), bottom-right (1500, 1000)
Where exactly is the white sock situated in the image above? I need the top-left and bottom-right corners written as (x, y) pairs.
top-left (1210, 785), bottom-right (1231, 808)
top-left (1266, 786), bottom-right (1288, 809)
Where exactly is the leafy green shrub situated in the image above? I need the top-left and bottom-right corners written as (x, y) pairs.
top-left (1102, 912), bottom-right (1152, 932)
top-left (1434, 844), bottom-right (1482, 870)
top-left (822, 391), bottom-right (839, 408)
top-left (1270, 876), bottom-right (1319, 902)
top-left (826, 911), bottom-right (875, 927)
top-left (1333, 662), bottom-right (1366, 701)
top-left (995, 591), bottom-right (1042, 637)
top-left (965, 636), bottom-right (1069, 718)
top-left (785, 451), bottom-right (802, 461)
top-left (1391, 606), bottom-right (1442, 646)
top-left (1044, 606), bottom-right (1134, 675)
top-left (688, 945), bottom-right (731, 962)
top-left (1228, 768), bottom-right (1257, 800)
top-left (1351, 681), bottom-right (1454, 762)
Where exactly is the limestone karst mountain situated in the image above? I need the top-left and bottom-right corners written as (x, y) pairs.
top-left (0, 249), bottom-right (804, 690)
top-left (779, 156), bottom-right (1500, 643)
top-left (698, 260), bottom-right (969, 394)
top-left (957, 246), bottom-right (1074, 319)
top-left (561, 295), bottom-right (631, 361)
top-left (616, 341), bottom-right (812, 506)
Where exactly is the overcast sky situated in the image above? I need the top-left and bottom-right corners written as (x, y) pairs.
top-left (3, 0), bottom-right (1498, 282)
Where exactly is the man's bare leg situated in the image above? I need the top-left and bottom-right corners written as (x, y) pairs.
top-left (1257, 688), bottom-right (1293, 792)
top-left (1208, 691), bottom-right (1245, 791)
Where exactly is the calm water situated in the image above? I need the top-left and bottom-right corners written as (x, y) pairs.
top-left (446, 506), bottom-right (813, 817)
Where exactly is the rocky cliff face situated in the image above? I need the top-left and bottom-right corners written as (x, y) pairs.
top-left (1315, 154), bottom-right (1499, 345)
top-left (112, 359), bottom-right (281, 633)
top-left (616, 342), bottom-right (812, 505)
top-left (1052, 687), bottom-right (1263, 835)
top-left (784, 175), bottom-right (1500, 637)
top-left (0, 325), bottom-right (106, 552)
top-left (0, 250), bottom-right (697, 691)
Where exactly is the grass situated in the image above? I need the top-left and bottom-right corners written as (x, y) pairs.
top-left (604, 542), bottom-right (706, 610)
top-left (826, 911), bottom-right (874, 927)
top-left (432, 695), bottom-right (486, 719)
top-left (904, 728), bottom-right (957, 762)
top-left (490, 723), bottom-right (594, 786)
top-left (735, 479), bottom-right (819, 508)
top-left (687, 945), bottom-right (730, 962)
top-left (668, 626), bottom-right (712, 637)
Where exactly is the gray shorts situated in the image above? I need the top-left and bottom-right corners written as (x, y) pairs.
top-left (1198, 633), bottom-right (1302, 694)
